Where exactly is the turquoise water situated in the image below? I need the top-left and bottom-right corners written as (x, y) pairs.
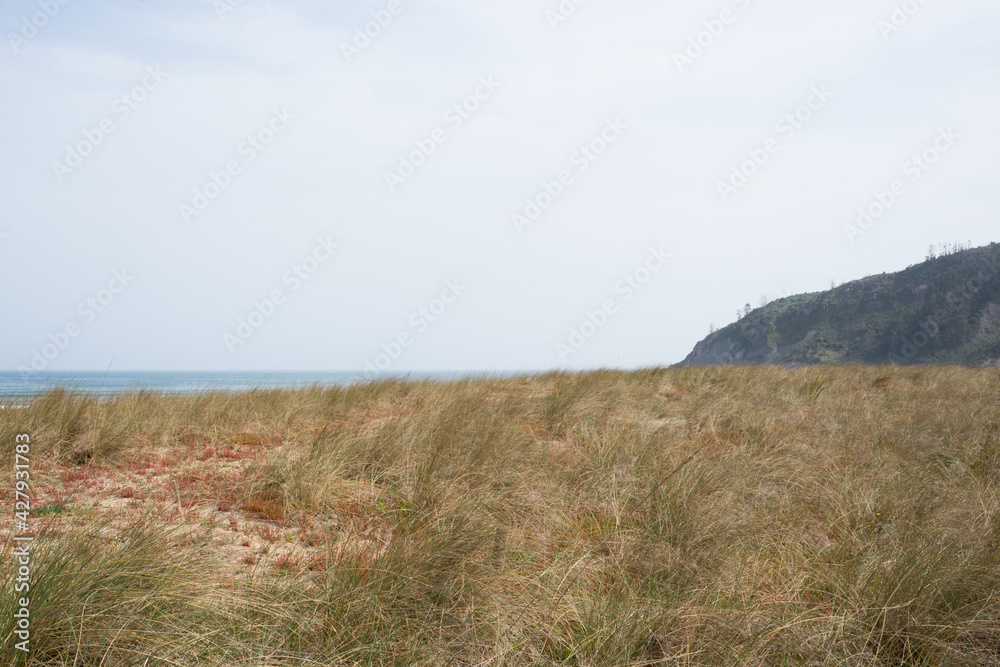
top-left (0, 371), bottom-right (512, 398)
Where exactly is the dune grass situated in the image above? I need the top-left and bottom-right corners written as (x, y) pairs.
top-left (1, 365), bottom-right (999, 665)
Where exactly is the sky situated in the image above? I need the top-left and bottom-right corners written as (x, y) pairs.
top-left (1, 0), bottom-right (998, 373)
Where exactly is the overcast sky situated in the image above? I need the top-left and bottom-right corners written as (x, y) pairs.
top-left (1, 0), bottom-right (998, 372)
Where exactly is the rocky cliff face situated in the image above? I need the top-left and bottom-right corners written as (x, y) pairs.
top-left (678, 243), bottom-right (1000, 367)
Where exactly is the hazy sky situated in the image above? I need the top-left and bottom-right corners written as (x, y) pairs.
top-left (2, 0), bottom-right (998, 372)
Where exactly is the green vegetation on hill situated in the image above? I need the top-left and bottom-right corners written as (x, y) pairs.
top-left (680, 242), bottom-right (1000, 366)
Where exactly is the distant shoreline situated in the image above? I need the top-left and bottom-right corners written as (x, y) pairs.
top-left (0, 370), bottom-right (533, 399)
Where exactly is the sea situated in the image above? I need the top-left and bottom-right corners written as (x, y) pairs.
top-left (0, 371), bottom-right (519, 401)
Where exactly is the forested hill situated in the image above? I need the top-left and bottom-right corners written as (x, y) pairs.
top-left (679, 243), bottom-right (1000, 366)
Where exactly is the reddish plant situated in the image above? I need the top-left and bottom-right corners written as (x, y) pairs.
top-left (240, 497), bottom-right (286, 523)
top-left (306, 553), bottom-right (328, 572)
top-left (255, 524), bottom-right (278, 543)
top-left (273, 552), bottom-right (300, 571)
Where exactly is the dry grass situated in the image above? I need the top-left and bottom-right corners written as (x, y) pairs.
top-left (1, 366), bottom-right (999, 665)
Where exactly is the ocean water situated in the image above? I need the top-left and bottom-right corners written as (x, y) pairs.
top-left (0, 371), bottom-right (509, 399)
